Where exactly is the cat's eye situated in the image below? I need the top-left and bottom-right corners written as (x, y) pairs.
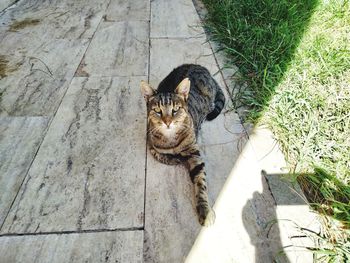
top-left (172, 108), bottom-right (179, 116)
top-left (154, 108), bottom-right (162, 116)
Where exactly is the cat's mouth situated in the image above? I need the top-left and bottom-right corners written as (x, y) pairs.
top-left (160, 123), bottom-right (177, 138)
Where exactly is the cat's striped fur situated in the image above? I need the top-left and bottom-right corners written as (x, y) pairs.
top-left (141, 64), bottom-right (225, 226)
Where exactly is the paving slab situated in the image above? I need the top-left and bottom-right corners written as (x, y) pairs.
top-left (149, 38), bottom-right (218, 88)
top-left (75, 21), bottom-right (149, 77)
top-left (145, 35), bottom-right (246, 262)
top-left (0, 0), bottom-right (102, 11)
top-left (0, 230), bottom-right (143, 263)
top-left (0, 35), bottom-right (88, 116)
top-left (0, 117), bottom-right (49, 227)
top-left (144, 157), bottom-right (199, 263)
top-left (0, 0), bottom-right (109, 40)
top-left (1, 76), bottom-right (146, 234)
top-left (105, 0), bottom-right (150, 22)
top-left (0, 0), bottom-right (16, 12)
top-left (151, 0), bottom-right (204, 38)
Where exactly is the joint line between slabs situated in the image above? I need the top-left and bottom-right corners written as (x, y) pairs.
top-left (142, 6), bottom-right (152, 263)
top-left (150, 36), bottom-right (205, 40)
top-left (0, 227), bottom-right (144, 237)
top-left (143, 0), bottom-right (152, 230)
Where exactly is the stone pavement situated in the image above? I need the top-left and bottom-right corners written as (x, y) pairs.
top-left (0, 0), bottom-right (318, 262)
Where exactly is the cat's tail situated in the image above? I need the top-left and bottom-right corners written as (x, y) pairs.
top-left (206, 86), bottom-right (225, 121)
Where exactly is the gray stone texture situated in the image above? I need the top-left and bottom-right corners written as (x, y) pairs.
top-left (0, 0), bottom-right (110, 40)
top-left (106, 0), bottom-right (150, 22)
top-left (0, 231), bottom-right (143, 263)
top-left (0, 0), bottom-right (16, 13)
top-left (0, 37), bottom-right (88, 116)
top-left (75, 21), bottom-right (149, 77)
top-left (151, 0), bottom-right (204, 38)
top-left (0, 117), bottom-right (49, 226)
top-left (1, 77), bottom-right (146, 233)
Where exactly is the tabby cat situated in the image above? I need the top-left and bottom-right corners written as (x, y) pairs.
top-left (141, 64), bottom-right (225, 226)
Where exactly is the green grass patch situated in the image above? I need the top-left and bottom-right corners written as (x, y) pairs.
top-left (202, 0), bottom-right (350, 260)
top-left (298, 168), bottom-right (350, 262)
top-left (299, 168), bottom-right (350, 227)
top-left (202, 0), bottom-right (319, 121)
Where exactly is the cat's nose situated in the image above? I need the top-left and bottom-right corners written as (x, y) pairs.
top-left (163, 118), bottom-right (172, 128)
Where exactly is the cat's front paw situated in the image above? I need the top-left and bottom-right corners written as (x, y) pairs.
top-left (150, 148), bottom-right (157, 156)
top-left (197, 204), bottom-right (216, 226)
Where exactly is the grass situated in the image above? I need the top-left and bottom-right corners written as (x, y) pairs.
top-left (300, 169), bottom-right (350, 228)
top-left (201, 0), bottom-right (350, 261)
top-left (201, 0), bottom-right (319, 120)
top-left (299, 168), bottom-right (350, 261)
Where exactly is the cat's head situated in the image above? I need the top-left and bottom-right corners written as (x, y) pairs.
top-left (140, 78), bottom-right (191, 137)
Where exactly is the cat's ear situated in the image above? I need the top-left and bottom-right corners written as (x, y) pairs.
top-left (140, 80), bottom-right (155, 101)
top-left (175, 78), bottom-right (190, 101)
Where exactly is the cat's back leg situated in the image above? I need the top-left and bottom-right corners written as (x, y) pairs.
top-left (206, 80), bottom-right (226, 121)
top-left (189, 65), bottom-right (226, 121)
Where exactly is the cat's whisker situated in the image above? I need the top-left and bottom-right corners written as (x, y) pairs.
top-left (147, 126), bottom-right (160, 135)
